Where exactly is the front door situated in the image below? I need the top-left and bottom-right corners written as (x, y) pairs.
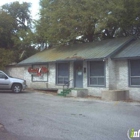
top-left (74, 61), bottom-right (83, 88)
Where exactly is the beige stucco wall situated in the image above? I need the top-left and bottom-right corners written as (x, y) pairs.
top-left (48, 61), bottom-right (108, 97)
top-left (6, 66), bottom-right (24, 79)
top-left (6, 59), bottom-right (140, 101)
top-left (6, 61), bottom-right (109, 97)
top-left (115, 60), bottom-right (140, 101)
top-left (107, 58), bottom-right (117, 89)
top-left (6, 65), bottom-right (48, 89)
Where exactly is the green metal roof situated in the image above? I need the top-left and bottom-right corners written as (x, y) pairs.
top-left (112, 39), bottom-right (140, 59)
top-left (18, 37), bottom-right (134, 65)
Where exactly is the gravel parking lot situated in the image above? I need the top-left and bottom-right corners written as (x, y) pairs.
top-left (0, 90), bottom-right (140, 140)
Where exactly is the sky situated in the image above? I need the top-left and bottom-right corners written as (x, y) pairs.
top-left (0, 0), bottom-right (40, 19)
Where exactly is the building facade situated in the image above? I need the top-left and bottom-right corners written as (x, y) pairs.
top-left (6, 37), bottom-right (140, 101)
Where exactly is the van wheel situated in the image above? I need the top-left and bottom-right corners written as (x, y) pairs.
top-left (12, 84), bottom-right (22, 93)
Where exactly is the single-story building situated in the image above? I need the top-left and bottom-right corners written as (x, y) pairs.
top-left (6, 36), bottom-right (140, 101)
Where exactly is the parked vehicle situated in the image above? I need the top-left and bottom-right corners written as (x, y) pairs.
top-left (0, 70), bottom-right (27, 93)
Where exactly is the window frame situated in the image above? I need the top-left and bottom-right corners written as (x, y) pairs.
top-left (87, 61), bottom-right (106, 87)
top-left (31, 64), bottom-right (48, 82)
top-left (129, 60), bottom-right (140, 87)
top-left (56, 62), bottom-right (70, 85)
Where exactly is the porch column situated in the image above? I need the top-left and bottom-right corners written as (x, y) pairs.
top-left (107, 58), bottom-right (117, 90)
top-left (69, 61), bottom-right (74, 88)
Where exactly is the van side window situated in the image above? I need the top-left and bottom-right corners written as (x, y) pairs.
top-left (0, 72), bottom-right (7, 79)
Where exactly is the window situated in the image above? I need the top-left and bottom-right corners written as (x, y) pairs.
top-left (129, 60), bottom-right (140, 86)
top-left (56, 63), bottom-right (69, 85)
top-left (0, 72), bottom-right (7, 79)
top-left (31, 64), bottom-right (48, 82)
top-left (88, 61), bottom-right (105, 86)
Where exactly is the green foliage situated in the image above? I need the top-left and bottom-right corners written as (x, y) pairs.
top-left (0, 1), bottom-right (37, 66)
top-left (37, 0), bottom-right (106, 45)
top-left (13, 46), bottom-right (39, 63)
top-left (36, 0), bottom-right (140, 46)
top-left (1, 0), bottom-right (140, 70)
top-left (0, 1), bottom-right (32, 49)
top-left (0, 48), bottom-right (15, 70)
top-left (2, 1), bottom-right (32, 30)
top-left (101, 0), bottom-right (140, 37)
top-left (0, 11), bottom-right (15, 48)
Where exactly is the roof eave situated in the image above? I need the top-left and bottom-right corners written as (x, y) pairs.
top-left (17, 62), bottom-right (50, 66)
top-left (17, 57), bottom-right (105, 66)
top-left (107, 37), bottom-right (136, 59)
top-left (112, 56), bottom-right (140, 60)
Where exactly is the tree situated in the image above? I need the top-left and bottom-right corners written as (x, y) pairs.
top-left (0, 48), bottom-right (15, 70)
top-left (12, 29), bottom-right (39, 62)
top-left (36, 0), bottom-right (140, 46)
top-left (2, 1), bottom-right (32, 31)
top-left (0, 1), bottom-right (38, 63)
top-left (0, 11), bottom-right (15, 48)
top-left (101, 0), bottom-right (140, 38)
top-left (36, 0), bottom-right (107, 45)
top-left (0, 1), bottom-right (32, 50)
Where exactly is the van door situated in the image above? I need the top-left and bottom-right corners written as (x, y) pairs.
top-left (0, 72), bottom-right (10, 89)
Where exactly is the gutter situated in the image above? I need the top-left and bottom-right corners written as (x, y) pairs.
top-left (112, 56), bottom-right (140, 60)
top-left (17, 62), bottom-right (49, 66)
top-left (56, 58), bottom-right (104, 62)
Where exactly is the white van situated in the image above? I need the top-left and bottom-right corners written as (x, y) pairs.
top-left (0, 71), bottom-right (27, 93)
